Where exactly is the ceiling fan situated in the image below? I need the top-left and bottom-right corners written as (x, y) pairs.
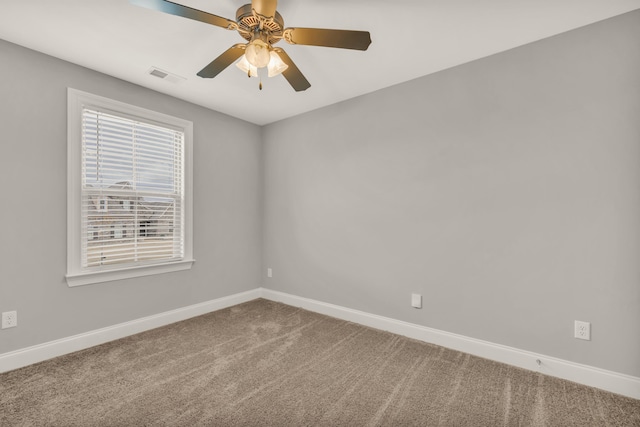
top-left (131, 0), bottom-right (372, 91)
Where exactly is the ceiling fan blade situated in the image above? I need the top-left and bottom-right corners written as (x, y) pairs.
top-left (283, 28), bottom-right (371, 51)
top-left (197, 44), bottom-right (246, 79)
top-left (130, 0), bottom-right (237, 30)
top-left (273, 48), bottom-right (311, 92)
top-left (251, 0), bottom-right (278, 20)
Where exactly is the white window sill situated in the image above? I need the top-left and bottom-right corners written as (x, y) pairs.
top-left (66, 259), bottom-right (195, 287)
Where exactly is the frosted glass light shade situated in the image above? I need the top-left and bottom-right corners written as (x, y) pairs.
top-left (267, 51), bottom-right (289, 77)
top-left (236, 55), bottom-right (258, 77)
top-left (245, 39), bottom-right (270, 68)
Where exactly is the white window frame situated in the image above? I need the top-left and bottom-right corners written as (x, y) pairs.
top-left (67, 88), bottom-right (194, 287)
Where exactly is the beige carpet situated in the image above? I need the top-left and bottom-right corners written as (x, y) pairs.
top-left (1, 299), bottom-right (639, 426)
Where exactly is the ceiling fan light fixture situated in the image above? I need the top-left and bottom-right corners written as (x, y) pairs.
top-left (267, 51), bottom-right (288, 77)
top-left (245, 38), bottom-right (271, 68)
top-left (235, 55), bottom-right (258, 77)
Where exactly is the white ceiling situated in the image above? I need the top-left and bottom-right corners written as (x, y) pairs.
top-left (1, 0), bottom-right (638, 125)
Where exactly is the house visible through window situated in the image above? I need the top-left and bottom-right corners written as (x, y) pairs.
top-left (67, 89), bottom-right (193, 286)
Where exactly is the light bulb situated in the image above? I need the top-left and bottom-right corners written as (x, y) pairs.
top-left (235, 55), bottom-right (258, 77)
top-left (245, 39), bottom-right (270, 68)
top-left (267, 51), bottom-right (288, 77)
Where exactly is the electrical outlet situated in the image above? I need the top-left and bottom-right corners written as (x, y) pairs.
top-left (2, 311), bottom-right (17, 329)
top-left (267, 268), bottom-right (273, 278)
top-left (574, 320), bottom-right (590, 340)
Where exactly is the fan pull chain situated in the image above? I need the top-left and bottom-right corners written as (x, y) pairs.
top-left (259, 77), bottom-right (263, 90)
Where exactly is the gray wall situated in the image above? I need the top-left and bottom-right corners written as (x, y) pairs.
top-left (262, 10), bottom-right (640, 377)
top-left (0, 39), bottom-right (263, 354)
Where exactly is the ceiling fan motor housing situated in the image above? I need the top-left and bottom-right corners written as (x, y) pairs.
top-left (236, 4), bottom-right (284, 45)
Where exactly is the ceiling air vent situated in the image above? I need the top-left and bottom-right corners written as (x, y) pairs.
top-left (147, 67), bottom-right (186, 84)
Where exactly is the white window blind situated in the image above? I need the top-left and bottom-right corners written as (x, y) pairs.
top-left (81, 108), bottom-right (185, 269)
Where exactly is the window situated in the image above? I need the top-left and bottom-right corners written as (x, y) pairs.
top-left (67, 89), bottom-right (193, 286)
top-left (98, 198), bottom-right (108, 212)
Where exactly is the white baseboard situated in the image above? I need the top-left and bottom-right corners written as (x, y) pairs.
top-left (259, 288), bottom-right (640, 400)
top-left (0, 288), bottom-right (261, 374)
top-left (2, 287), bottom-right (638, 400)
